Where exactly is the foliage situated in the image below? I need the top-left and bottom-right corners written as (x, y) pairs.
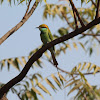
top-left (0, 0), bottom-right (100, 100)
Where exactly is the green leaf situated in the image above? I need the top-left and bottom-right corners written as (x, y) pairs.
top-left (89, 47), bottom-right (93, 55)
top-left (18, 0), bottom-right (25, 5)
top-left (68, 82), bottom-right (83, 95)
top-left (45, 78), bottom-right (57, 91)
top-left (38, 83), bottom-right (51, 95)
top-left (65, 79), bottom-right (80, 88)
top-left (31, 89), bottom-right (38, 100)
top-left (32, 87), bottom-right (44, 99)
top-left (51, 74), bottom-right (61, 89)
top-left (73, 42), bottom-right (78, 50)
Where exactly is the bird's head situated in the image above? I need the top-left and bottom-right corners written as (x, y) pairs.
top-left (37, 24), bottom-right (49, 32)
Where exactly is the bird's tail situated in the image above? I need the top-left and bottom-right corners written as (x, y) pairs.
top-left (51, 51), bottom-right (58, 66)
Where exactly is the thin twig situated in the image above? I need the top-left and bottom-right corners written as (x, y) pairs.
top-left (23, 0), bottom-right (32, 18)
top-left (95, 0), bottom-right (100, 19)
top-left (94, 36), bottom-right (100, 43)
top-left (71, 75), bottom-right (88, 100)
top-left (62, 11), bottom-right (100, 40)
top-left (73, 11), bottom-right (78, 29)
top-left (43, 53), bottom-right (100, 75)
top-left (67, 0), bottom-right (78, 29)
top-left (82, 33), bottom-right (100, 36)
top-left (61, 11), bottom-right (74, 29)
top-left (69, 0), bottom-right (85, 27)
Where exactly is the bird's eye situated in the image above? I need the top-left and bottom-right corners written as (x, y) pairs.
top-left (42, 27), bottom-right (47, 29)
top-left (41, 28), bottom-right (47, 30)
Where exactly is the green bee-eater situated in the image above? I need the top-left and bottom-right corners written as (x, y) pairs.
top-left (37, 24), bottom-right (58, 66)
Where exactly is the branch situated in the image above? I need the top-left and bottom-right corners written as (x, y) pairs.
top-left (95, 0), bottom-right (100, 19)
top-left (0, 17), bottom-right (100, 98)
top-left (91, 0), bottom-right (97, 7)
top-left (68, 0), bottom-right (78, 29)
top-left (61, 12), bottom-right (100, 41)
top-left (0, 0), bottom-right (40, 45)
top-left (61, 11), bottom-right (74, 29)
top-left (82, 33), bottom-right (100, 36)
top-left (43, 57), bottom-right (100, 75)
top-left (23, 0), bottom-right (32, 18)
top-left (69, 0), bottom-right (85, 27)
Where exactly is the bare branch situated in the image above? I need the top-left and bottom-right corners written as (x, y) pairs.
top-left (23, 0), bottom-right (32, 18)
top-left (69, 0), bottom-right (85, 27)
top-left (61, 11), bottom-right (74, 29)
top-left (82, 33), bottom-right (100, 36)
top-left (0, 17), bottom-right (100, 98)
top-left (91, 0), bottom-right (97, 7)
top-left (0, 0), bottom-right (40, 45)
top-left (68, 0), bottom-right (78, 29)
top-left (95, 0), bottom-right (100, 19)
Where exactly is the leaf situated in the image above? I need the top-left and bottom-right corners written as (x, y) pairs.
top-left (77, 63), bottom-right (81, 70)
top-left (14, 58), bottom-right (20, 71)
top-left (96, 24), bottom-right (100, 31)
top-left (38, 83), bottom-right (51, 95)
top-left (58, 27), bottom-right (68, 36)
top-left (68, 82), bottom-right (83, 95)
top-left (16, 58), bottom-right (24, 67)
top-left (74, 87), bottom-right (84, 99)
top-left (44, 51), bottom-right (50, 59)
top-left (7, 58), bottom-right (20, 70)
top-left (78, 71), bottom-right (87, 82)
top-left (89, 64), bottom-right (96, 72)
top-left (57, 72), bottom-right (66, 84)
top-left (25, 81), bottom-right (29, 88)
top-left (11, 88), bottom-right (17, 93)
top-left (36, 73), bottom-right (43, 80)
top-left (73, 42), bottom-right (78, 50)
top-left (85, 62), bottom-right (91, 71)
top-left (32, 87), bottom-right (44, 99)
top-left (0, 60), bottom-right (6, 70)
top-left (93, 67), bottom-right (100, 74)
top-left (30, 89), bottom-right (38, 100)
top-left (86, 82), bottom-right (92, 89)
top-left (30, 79), bottom-right (34, 86)
top-left (36, 59), bottom-right (42, 68)
top-left (21, 57), bottom-right (27, 65)
top-left (18, 0), bottom-right (25, 5)
top-left (26, 91), bottom-right (32, 98)
top-left (79, 42), bottom-right (86, 51)
top-left (81, 62), bottom-right (86, 71)
top-left (45, 78), bottom-right (57, 91)
top-left (43, 0), bottom-right (47, 3)
top-left (65, 79), bottom-right (80, 88)
top-left (32, 75), bottom-right (38, 85)
top-left (51, 74), bottom-right (61, 88)
top-left (66, 44), bottom-right (71, 50)
top-left (89, 47), bottom-right (93, 55)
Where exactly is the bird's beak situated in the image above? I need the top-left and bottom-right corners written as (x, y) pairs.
top-left (36, 27), bottom-right (39, 28)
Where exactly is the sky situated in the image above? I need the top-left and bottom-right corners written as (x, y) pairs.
top-left (0, 0), bottom-right (100, 100)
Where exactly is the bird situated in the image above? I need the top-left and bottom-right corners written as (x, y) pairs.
top-left (37, 24), bottom-right (58, 67)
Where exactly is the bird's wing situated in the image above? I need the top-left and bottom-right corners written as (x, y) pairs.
top-left (48, 29), bottom-right (55, 50)
top-left (48, 29), bottom-right (53, 41)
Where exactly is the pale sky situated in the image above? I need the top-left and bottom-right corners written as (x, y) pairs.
top-left (0, 0), bottom-right (100, 100)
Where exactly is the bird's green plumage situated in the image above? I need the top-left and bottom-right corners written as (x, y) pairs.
top-left (37, 24), bottom-right (58, 66)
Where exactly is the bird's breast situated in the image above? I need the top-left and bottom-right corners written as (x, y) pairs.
top-left (40, 32), bottom-right (51, 44)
